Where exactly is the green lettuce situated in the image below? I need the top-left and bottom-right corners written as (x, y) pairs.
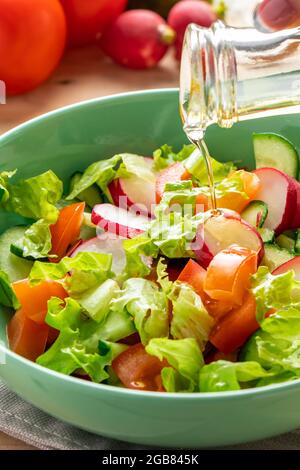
top-left (199, 360), bottom-right (270, 392)
top-left (29, 252), bottom-right (113, 294)
top-left (76, 279), bottom-right (119, 323)
top-left (0, 170), bottom-right (16, 204)
top-left (251, 266), bottom-right (300, 322)
top-left (37, 297), bottom-right (131, 382)
top-left (4, 170), bottom-right (63, 223)
top-left (123, 235), bottom-right (157, 278)
top-left (146, 338), bottom-right (203, 392)
top-left (184, 149), bottom-right (235, 185)
top-left (153, 144), bottom-right (195, 171)
top-left (11, 219), bottom-right (53, 260)
top-left (110, 278), bottom-right (169, 345)
top-left (0, 270), bottom-right (20, 309)
top-left (67, 154), bottom-right (155, 203)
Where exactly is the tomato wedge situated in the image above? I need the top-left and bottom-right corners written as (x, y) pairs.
top-left (50, 202), bottom-right (85, 261)
top-left (7, 310), bottom-right (49, 361)
top-left (12, 279), bottom-right (68, 325)
top-left (217, 170), bottom-right (261, 213)
top-left (204, 245), bottom-right (257, 306)
top-left (210, 292), bottom-right (258, 354)
top-left (112, 343), bottom-right (167, 391)
top-left (177, 259), bottom-right (207, 301)
top-left (155, 163), bottom-right (190, 203)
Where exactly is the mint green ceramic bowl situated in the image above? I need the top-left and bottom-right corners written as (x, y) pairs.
top-left (1, 89), bottom-right (300, 448)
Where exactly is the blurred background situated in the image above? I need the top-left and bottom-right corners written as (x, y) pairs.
top-left (0, 0), bottom-right (297, 134)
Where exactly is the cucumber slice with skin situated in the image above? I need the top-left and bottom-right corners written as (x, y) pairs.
top-left (253, 133), bottom-right (299, 178)
top-left (241, 200), bottom-right (268, 228)
top-left (261, 243), bottom-right (295, 271)
top-left (258, 228), bottom-right (275, 244)
top-left (70, 173), bottom-right (102, 209)
top-left (276, 234), bottom-right (295, 251)
top-left (0, 227), bottom-right (33, 282)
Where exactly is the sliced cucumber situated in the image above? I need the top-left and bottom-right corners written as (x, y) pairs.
top-left (70, 173), bottom-right (102, 209)
top-left (241, 200), bottom-right (268, 228)
top-left (261, 244), bottom-right (294, 271)
top-left (258, 228), bottom-right (275, 244)
top-left (295, 230), bottom-right (300, 254)
top-left (253, 133), bottom-right (299, 178)
top-left (276, 234), bottom-right (295, 251)
top-left (0, 227), bottom-right (33, 282)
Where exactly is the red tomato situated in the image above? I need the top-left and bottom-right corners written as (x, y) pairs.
top-left (0, 0), bottom-right (66, 96)
top-left (112, 343), bottom-right (167, 391)
top-left (155, 162), bottom-right (190, 203)
top-left (12, 280), bottom-right (68, 325)
top-left (60, 0), bottom-right (128, 46)
top-left (210, 292), bottom-right (258, 354)
top-left (204, 245), bottom-right (258, 306)
top-left (177, 259), bottom-right (207, 300)
top-left (7, 310), bottom-right (49, 361)
top-left (50, 202), bottom-right (85, 261)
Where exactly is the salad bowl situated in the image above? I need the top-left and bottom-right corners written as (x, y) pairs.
top-left (1, 89), bottom-right (300, 448)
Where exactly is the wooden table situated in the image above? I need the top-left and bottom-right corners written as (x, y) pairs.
top-left (0, 0), bottom-right (257, 450)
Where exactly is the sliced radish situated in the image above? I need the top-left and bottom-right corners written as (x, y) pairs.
top-left (92, 203), bottom-right (150, 239)
top-left (272, 255), bottom-right (300, 279)
top-left (253, 168), bottom-right (297, 234)
top-left (71, 233), bottom-right (127, 276)
top-left (109, 156), bottom-right (156, 217)
top-left (193, 211), bottom-right (264, 268)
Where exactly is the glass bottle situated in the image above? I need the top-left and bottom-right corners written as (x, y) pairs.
top-left (180, 21), bottom-right (300, 139)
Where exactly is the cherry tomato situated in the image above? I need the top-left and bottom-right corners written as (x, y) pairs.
top-left (112, 343), bottom-right (167, 391)
top-left (12, 279), bottom-right (68, 325)
top-left (0, 0), bottom-right (66, 95)
top-left (7, 310), bottom-right (49, 361)
top-left (60, 0), bottom-right (128, 46)
top-left (50, 202), bottom-right (85, 261)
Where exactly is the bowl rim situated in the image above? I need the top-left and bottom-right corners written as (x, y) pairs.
top-left (1, 87), bottom-right (300, 400)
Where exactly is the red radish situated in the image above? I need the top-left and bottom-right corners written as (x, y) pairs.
top-left (109, 157), bottom-right (156, 216)
top-left (100, 10), bottom-right (175, 69)
top-left (155, 162), bottom-right (190, 203)
top-left (273, 256), bottom-right (300, 278)
top-left (193, 210), bottom-right (264, 268)
top-left (92, 203), bottom-right (150, 239)
top-left (254, 168), bottom-right (297, 234)
top-left (167, 0), bottom-right (217, 60)
top-left (71, 233), bottom-right (127, 275)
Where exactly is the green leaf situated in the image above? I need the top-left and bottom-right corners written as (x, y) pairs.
top-left (0, 270), bottom-right (20, 309)
top-left (12, 219), bottom-right (53, 260)
top-left (0, 170), bottom-right (17, 204)
top-left (123, 235), bottom-right (156, 278)
top-left (153, 144), bottom-right (195, 171)
top-left (199, 360), bottom-right (269, 392)
top-left (29, 252), bottom-right (113, 294)
top-left (146, 338), bottom-right (203, 392)
top-left (251, 266), bottom-right (300, 322)
top-left (110, 278), bottom-right (169, 345)
top-left (4, 170), bottom-right (63, 223)
top-left (76, 279), bottom-right (119, 323)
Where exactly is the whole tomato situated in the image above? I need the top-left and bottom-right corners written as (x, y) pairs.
top-left (60, 0), bottom-right (128, 47)
top-left (0, 0), bottom-right (66, 96)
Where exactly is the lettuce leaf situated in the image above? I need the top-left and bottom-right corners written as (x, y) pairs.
top-left (0, 270), bottom-right (20, 309)
top-left (76, 279), bottom-right (119, 323)
top-left (4, 170), bottom-right (63, 223)
top-left (29, 252), bottom-right (113, 294)
top-left (123, 235), bottom-right (157, 278)
top-left (110, 278), bottom-right (169, 345)
top-left (37, 297), bottom-right (131, 381)
top-left (0, 170), bottom-right (16, 204)
top-left (251, 266), bottom-right (300, 322)
top-left (153, 144), bottom-right (195, 171)
top-left (146, 338), bottom-right (203, 392)
top-left (12, 219), bottom-right (53, 260)
top-left (199, 360), bottom-right (270, 392)
top-left (184, 149), bottom-right (235, 185)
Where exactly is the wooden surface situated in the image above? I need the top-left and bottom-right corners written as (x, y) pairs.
top-left (0, 0), bottom-right (257, 450)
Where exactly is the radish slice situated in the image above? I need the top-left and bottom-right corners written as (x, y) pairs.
top-left (71, 233), bottom-right (127, 275)
top-left (92, 203), bottom-right (150, 239)
top-left (272, 256), bottom-right (300, 278)
top-left (193, 211), bottom-right (264, 268)
top-left (109, 157), bottom-right (156, 216)
top-left (253, 168), bottom-right (297, 234)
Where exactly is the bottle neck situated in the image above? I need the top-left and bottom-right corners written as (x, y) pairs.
top-left (180, 22), bottom-right (300, 134)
